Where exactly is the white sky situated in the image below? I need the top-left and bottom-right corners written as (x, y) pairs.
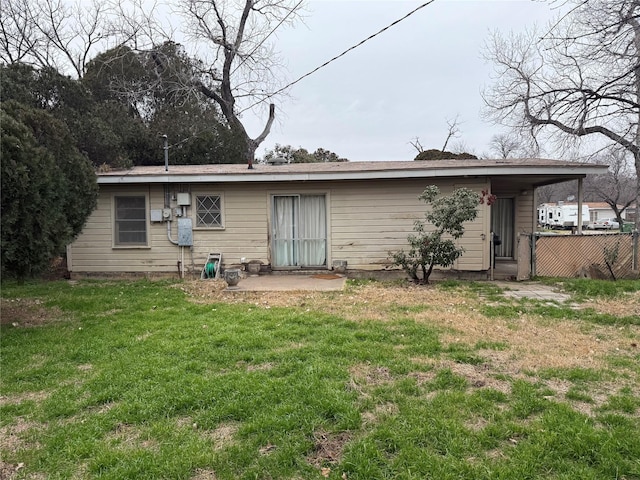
top-left (241, 0), bottom-right (560, 161)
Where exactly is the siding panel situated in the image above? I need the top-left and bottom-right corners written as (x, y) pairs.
top-left (69, 179), bottom-right (492, 274)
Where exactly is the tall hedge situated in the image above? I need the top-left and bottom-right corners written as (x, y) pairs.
top-left (1, 101), bottom-right (98, 281)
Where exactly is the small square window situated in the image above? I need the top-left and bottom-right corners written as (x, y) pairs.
top-left (196, 195), bottom-right (222, 228)
top-left (115, 196), bottom-right (147, 245)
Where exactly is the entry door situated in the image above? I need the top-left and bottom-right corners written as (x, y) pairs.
top-left (272, 195), bottom-right (327, 267)
top-left (491, 198), bottom-right (514, 258)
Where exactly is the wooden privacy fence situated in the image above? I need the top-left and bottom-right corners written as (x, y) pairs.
top-left (532, 232), bottom-right (638, 280)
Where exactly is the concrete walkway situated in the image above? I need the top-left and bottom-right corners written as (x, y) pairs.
top-left (493, 281), bottom-right (572, 302)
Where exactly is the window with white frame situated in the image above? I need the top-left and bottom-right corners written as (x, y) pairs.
top-left (114, 195), bottom-right (147, 245)
top-left (195, 194), bottom-right (223, 228)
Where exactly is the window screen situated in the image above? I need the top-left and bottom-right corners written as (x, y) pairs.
top-left (115, 196), bottom-right (147, 245)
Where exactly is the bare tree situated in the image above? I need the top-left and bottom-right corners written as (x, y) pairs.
top-left (584, 148), bottom-right (636, 227)
top-left (488, 132), bottom-right (533, 159)
top-left (536, 184), bottom-right (564, 204)
top-left (145, 0), bottom-right (302, 168)
top-left (441, 115), bottom-right (461, 153)
top-left (408, 136), bottom-right (425, 155)
top-left (0, 0), bottom-right (137, 78)
top-left (1, 0), bottom-right (303, 168)
top-left (410, 115), bottom-right (476, 160)
top-left (483, 0), bottom-right (640, 230)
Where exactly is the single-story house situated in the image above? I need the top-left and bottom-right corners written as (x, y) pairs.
top-left (585, 202), bottom-right (628, 222)
top-left (67, 159), bottom-right (607, 279)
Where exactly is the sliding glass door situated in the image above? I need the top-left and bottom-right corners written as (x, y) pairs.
top-left (272, 195), bottom-right (327, 267)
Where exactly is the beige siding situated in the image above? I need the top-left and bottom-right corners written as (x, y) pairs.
top-left (191, 187), bottom-right (269, 268)
top-left (70, 184), bottom-right (272, 274)
top-left (329, 178), bottom-right (490, 271)
top-left (69, 179), bottom-right (492, 274)
top-left (515, 193), bottom-right (535, 234)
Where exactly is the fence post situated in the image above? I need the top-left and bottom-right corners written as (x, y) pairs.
top-left (634, 230), bottom-right (639, 272)
top-left (529, 232), bottom-right (539, 278)
top-left (490, 231), bottom-right (495, 281)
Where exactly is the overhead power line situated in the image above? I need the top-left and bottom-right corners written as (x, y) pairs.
top-left (240, 0), bottom-right (437, 113)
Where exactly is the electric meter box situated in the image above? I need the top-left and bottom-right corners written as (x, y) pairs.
top-left (150, 209), bottom-right (163, 223)
top-left (177, 218), bottom-right (193, 246)
top-left (176, 193), bottom-right (191, 206)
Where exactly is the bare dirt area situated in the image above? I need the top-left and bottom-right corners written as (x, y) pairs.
top-left (0, 298), bottom-right (66, 327)
top-left (178, 280), bottom-right (640, 378)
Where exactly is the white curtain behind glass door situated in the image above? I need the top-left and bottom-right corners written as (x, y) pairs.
top-left (299, 195), bottom-right (326, 266)
top-left (272, 195), bottom-right (326, 267)
top-left (273, 196), bottom-right (296, 267)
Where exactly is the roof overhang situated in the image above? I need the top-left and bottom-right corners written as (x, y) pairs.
top-left (96, 160), bottom-right (609, 185)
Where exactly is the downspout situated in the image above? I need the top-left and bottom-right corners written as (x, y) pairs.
top-left (162, 135), bottom-right (169, 172)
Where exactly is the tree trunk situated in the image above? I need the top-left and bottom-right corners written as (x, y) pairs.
top-left (244, 139), bottom-right (257, 170)
top-left (635, 152), bottom-right (640, 232)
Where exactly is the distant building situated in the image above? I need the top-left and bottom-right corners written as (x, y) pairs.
top-left (584, 202), bottom-right (628, 222)
top-left (537, 202), bottom-right (590, 229)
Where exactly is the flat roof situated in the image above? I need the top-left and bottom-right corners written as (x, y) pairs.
top-left (97, 159), bottom-right (608, 184)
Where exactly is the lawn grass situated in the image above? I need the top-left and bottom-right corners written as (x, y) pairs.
top-left (1, 278), bottom-right (639, 479)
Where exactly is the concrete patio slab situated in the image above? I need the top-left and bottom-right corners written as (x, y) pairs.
top-left (229, 273), bottom-right (347, 292)
top-left (494, 281), bottom-right (572, 302)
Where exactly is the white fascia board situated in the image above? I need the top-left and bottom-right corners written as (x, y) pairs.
top-left (97, 165), bottom-right (608, 184)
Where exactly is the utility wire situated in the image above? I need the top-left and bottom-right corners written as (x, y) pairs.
top-left (165, 0), bottom-right (436, 149)
top-left (239, 0), bottom-right (437, 114)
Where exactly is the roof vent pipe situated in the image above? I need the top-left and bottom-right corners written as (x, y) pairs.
top-left (162, 134), bottom-right (169, 172)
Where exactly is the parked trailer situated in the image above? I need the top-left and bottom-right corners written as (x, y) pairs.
top-left (537, 203), bottom-right (590, 229)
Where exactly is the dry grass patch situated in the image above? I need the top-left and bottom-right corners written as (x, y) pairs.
top-left (407, 370), bottom-right (437, 386)
top-left (583, 290), bottom-right (640, 317)
top-left (105, 423), bottom-right (159, 452)
top-left (205, 422), bottom-right (239, 451)
top-left (238, 361), bottom-right (274, 372)
top-left (432, 309), bottom-right (630, 372)
top-left (191, 468), bottom-right (218, 479)
top-left (0, 390), bottom-right (50, 407)
top-left (176, 416), bottom-right (197, 429)
top-left (179, 281), bottom-right (456, 321)
top-left (96, 308), bottom-right (123, 317)
top-left (436, 359), bottom-right (513, 394)
top-left (349, 363), bottom-right (393, 386)
top-left (0, 461), bottom-right (18, 480)
top-left (465, 415), bottom-right (490, 432)
top-left (0, 417), bottom-right (42, 455)
top-left (347, 363), bottom-right (394, 399)
top-left (180, 279), bottom-right (638, 374)
top-left (361, 402), bottom-right (400, 427)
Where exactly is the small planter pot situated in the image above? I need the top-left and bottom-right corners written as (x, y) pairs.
top-left (224, 269), bottom-right (241, 287)
top-left (246, 262), bottom-right (261, 276)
